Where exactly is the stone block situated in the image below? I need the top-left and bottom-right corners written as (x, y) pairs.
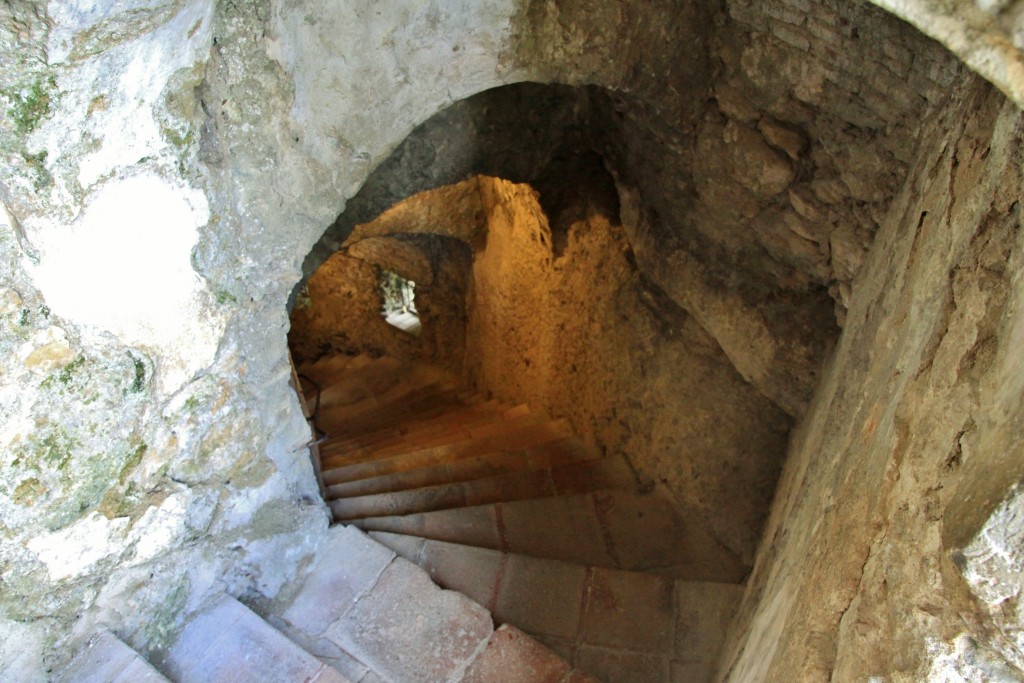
top-left (770, 20), bottom-right (812, 52)
top-left (551, 456), bottom-right (635, 495)
top-left (575, 645), bottom-right (670, 683)
top-left (421, 539), bottom-right (504, 608)
top-left (166, 595), bottom-right (348, 683)
top-left (281, 525), bottom-right (396, 637)
top-left (758, 118), bottom-right (807, 160)
top-left (57, 631), bottom-right (169, 683)
top-left (367, 530), bottom-right (424, 563)
top-left (462, 625), bottom-right (572, 683)
top-left (421, 504), bottom-right (504, 548)
top-left (674, 582), bottom-right (744, 661)
top-left (671, 658), bottom-right (714, 682)
top-left (502, 494), bottom-right (615, 568)
top-left (464, 469), bottom-right (555, 506)
top-left (593, 488), bottom-right (688, 573)
top-left (763, 2), bottom-right (806, 27)
top-left (319, 648), bottom-right (371, 683)
top-left (580, 568), bottom-right (675, 654)
top-left (495, 554), bottom-right (588, 639)
top-left (328, 558), bottom-right (492, 683)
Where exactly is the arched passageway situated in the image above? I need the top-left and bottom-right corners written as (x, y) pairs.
top-left (8, 0), bottom-right (1024, 680)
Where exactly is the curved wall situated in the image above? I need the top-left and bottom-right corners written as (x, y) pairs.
top-left (0, 0), bottom-right (1021, 678)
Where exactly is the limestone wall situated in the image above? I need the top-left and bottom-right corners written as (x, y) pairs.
top-left (462, 177), bottom-right (791, 571)
top-left (289, 234), bottom-right (472, 374)
top-left (718, 74), bottom-right (1024, 681)
top-left (1, 0), bottom-right (1023, 678)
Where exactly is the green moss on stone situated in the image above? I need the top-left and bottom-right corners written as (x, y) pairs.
top-left (118, 442), bottom-right (147, 483)
top-left (142, 574), bottom-right (190, 652)
top-left (97, 481), bottom-right (138, 519)
top-left (20, 149), bottom-right (51, 190)
top-left (128, 353), bottom-right (147, 393)
top-left (33, 427), bottom-right (78, 471)
top-left (3, 75), bottom-right (57, 135)
top-left (13, 478), bottom-right (46, 506)
top-left (40, 355), bottom-right (85, 391)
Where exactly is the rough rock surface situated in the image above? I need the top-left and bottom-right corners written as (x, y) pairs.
top-left (718, 74), bottom-right (1024, 682)
top-left (290, 234), bottom-right (471, 374)
top-left (0, 0), bottom-right (1022, 679)
top-left (296, 175), bottom-right (792, 567)
top-left (464, 178), bottom-right (790, 567)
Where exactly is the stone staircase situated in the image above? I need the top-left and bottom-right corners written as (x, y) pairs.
top-left (58, 353), bottom-right (744, 683)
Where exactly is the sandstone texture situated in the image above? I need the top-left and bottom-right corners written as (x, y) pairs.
top-left (719, 76), bottom-right (1024, 682)
top-left (0, 0), bottom-right (1022, 680)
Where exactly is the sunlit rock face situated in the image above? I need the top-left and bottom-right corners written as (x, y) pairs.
top-left (0, 0), bottom-right (1023, 680)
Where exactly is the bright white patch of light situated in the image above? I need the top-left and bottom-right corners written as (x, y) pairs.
top-left (31, 174), bottom-right (221, 392)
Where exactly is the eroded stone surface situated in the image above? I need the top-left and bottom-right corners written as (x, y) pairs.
top-left (719, 75), bottom-right (1024, 682)
top-left (0, 0), bottom-right (1021, 679)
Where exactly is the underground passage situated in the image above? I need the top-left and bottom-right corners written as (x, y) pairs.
top-left (2, 0), bottom-right (1024, 681)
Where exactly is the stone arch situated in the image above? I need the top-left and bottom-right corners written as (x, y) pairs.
top-left (4, 0), bottom-right (1023, 678)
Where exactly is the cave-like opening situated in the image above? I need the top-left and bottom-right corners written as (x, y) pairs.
top-left (287, 81), bottom-right (830, 580)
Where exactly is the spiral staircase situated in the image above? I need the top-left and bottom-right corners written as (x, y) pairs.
top-left (61, 353), bottom-right (744, 683)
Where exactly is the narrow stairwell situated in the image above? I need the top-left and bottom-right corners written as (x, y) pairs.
top-left (59, 353), bottom-right (744, 683)
top-left (304, 354), bottom-right (746, 682)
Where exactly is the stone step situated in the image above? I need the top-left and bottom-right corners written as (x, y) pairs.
top-left (462, 624), bottom-right (601, 683)
top-left (320, 385), bottom-right (476, 442)
top-left (322, 417), bottom-right (576, 483)
top-left (329, 454), bottom-right (637, 522)
top-left (164, 594), bottom-right (349, 683)
top-left (353, 485), bottom-right (747, 582)
top-left (315, 355), bottom-right (407, 408)
top-left (369, 532), bottom-right (744, 683)
top-left (318, 357), bottom-right (452, 410)
top-left (56, 631), bottom-right (169, 683)
top-left (321, 400), bottom-right (524, 461)
top-left (327, 405), bottom-right (544, 465)
top-left (322, 398), bottom-right (507, 453)
top-left (273, 524), bottom-right (594, 683)
top-left (298, 353), bottom-right (374, 390)
top-left (318, 382), bottom-right (462, 438)
top-left (327, 436), bottom-right (603, 499)
top-left (317, 376), bottom-right (458, 430)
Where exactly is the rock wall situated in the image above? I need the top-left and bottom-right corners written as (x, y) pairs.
top-left (1, 0), bottom-right (1023, 678)
top-left (463, 177), bottom-right (791, 571)
top-left (289, 234), bottom-right (472, 374)
top-left (0, 2), bottom-right (342, 678)
top-left (718, 74), bottom-right (1024, 681)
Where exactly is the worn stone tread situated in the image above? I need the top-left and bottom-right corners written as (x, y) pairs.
top-left (353, 485), bottom-right (747, 581)
top-left (327, 436), bottom-right (601, 498)
top-left (322, 399), bottom-right (507, 453)
top-left (165, 594), bottom-right (350, 683)
top-left (368, 532), bottom-right (743, 683)
top-left (323, 417), bottom-right (576, 482)
top-left (336, 408), bottom-right (552, 464)
top-left (56, 631), bottom-right (169, 683)
top-left (318, 381), bottom-right (461, 434)
top-left (330, 454), bottom-right (636, 521)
